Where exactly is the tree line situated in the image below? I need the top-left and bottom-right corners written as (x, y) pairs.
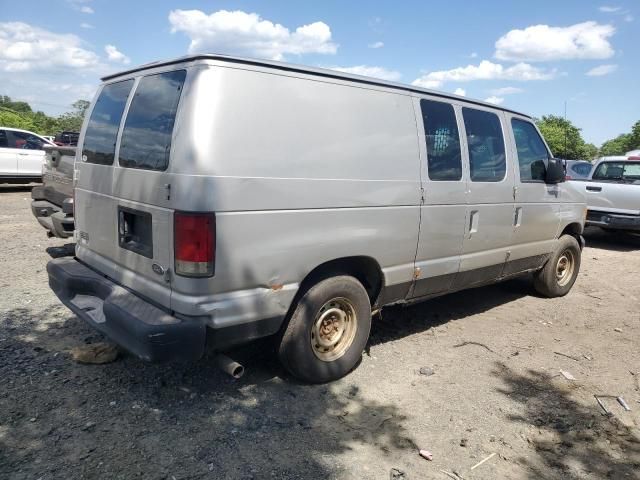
top-left (0, 94), bottom-right (638, 161)
top-left (0, 95), bottom-right (89, 136)
top-left (536, 115), bottom-right (640, 160)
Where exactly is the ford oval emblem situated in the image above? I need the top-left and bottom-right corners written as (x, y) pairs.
top-left (152, 263), bottom-right (166, 276)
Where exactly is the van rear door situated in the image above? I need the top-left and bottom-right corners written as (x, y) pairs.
top-left (75, 70), bottom-right (187, 310)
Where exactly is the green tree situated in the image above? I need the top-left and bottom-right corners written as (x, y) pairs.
top-left (536, 115), bottom-right (591, 160)
top-left (628, 121), bottom-right (640, 151)
top-left (582, 143), bottom-right (599, 160)
top-left (598, 120), bottom-right (640, 156)
top-left (55, 99), bottom-right (90, 132)
top-left (600, 134), bottom-right (631, 156)
top-left (0, 95), bottom-right (33, 113)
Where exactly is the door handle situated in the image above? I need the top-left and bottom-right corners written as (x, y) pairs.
top-left (469, 210), bottom-right (479, 238)
top-left (514, 207), bottom-right (523, 227)
top-left (17, 153), bottom-right (29, 156)
top-left (586, 186), bottom-right (602, 192)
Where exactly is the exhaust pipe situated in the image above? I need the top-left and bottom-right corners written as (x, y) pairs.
top-left (215, 354), bottom-right (244, 379)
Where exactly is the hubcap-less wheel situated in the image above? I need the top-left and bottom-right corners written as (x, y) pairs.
top-left (555, 249), bottom-right (575, 287)
top-left (311, 297), bottom-right (358, 362)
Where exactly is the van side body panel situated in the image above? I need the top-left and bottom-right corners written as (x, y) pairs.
top-left (76, 63), bottom-right (422, 328)
top-left (55, 56), bottom-right (586, 362)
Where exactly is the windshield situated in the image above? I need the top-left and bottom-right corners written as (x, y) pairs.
top-left (592, 161), bottom-right (640, 183)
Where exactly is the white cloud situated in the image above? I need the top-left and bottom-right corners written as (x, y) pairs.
top-left (168, 9), bottom-right (337, 61)
top-left (494, 22), bottom-right (615, 61)
top-left (489, 86), bottom-right (523, 96)
top-left (586, 63), bottom-right (617, 76)
top-left (624, 14), bottom-right (634, 22)
top-left (368, 41), bottom-right (384, 49)
top-left (599, 6), bottom-right (621, 12)
top-left (470, 52), bottom-right (478, 58)
top-left (453, 88), bottom-right (466, 96)
top-left (485, 96), bottom-right (505, 105)
top-left (0, 22), bottom-right (100, 72)
top-left (411, 60), bottom-right (554, 89)
top-left (80, 23), bottom-right (93, 29)
top-left (328, 65), bottom-right (401, 81)
top-left (105, 44), bottom-right (130, 64)
top-left (66, 0), bottom-right (93, 14)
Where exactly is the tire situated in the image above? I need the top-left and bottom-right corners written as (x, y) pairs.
top-left (533, 235), bottom-right (581, 298)
top-left (278, 275), bottom-right (372, 383)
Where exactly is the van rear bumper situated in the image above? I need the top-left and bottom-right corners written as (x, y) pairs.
top-left (47, 257), bottom-right (206, 362)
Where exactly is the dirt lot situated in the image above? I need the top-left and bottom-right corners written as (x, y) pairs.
top-left (1, 184), bottom-right (639, 480)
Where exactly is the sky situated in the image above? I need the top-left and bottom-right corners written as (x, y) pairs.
top-left (0, 0), bottom-right (637, 145)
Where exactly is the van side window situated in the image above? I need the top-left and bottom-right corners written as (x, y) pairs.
top-left (420, 99), bottom-right (462, 181)
top-left (462, 108), bottom-right (506, 182)
top-left (0, 130), bottom-right (7, 148)
top-left (82, 79), bottom-right (134, 165)
top-left (511, 118), bottom-right (549, 182)
top-left (119, 70), bottom-right (186, 171)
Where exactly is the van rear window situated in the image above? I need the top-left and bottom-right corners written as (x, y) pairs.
top-left (82, 79), bottom-right (134, 165)
top-left (118, 70), bottom-right (186, 171)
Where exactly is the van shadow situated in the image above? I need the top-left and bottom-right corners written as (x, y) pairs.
top-left (0, 184), bottom-right (37, 193)
top-left (0, 306), bottom-right (417, 479)
top-left (492, 363), bottom-right (640, 479)
top-left (583, 226), bottom-right (640, 252)
top-left (370, 276), bottom-right (532, 347)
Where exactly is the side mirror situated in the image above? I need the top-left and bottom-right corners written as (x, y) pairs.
top-left (545, 158), bottom-right (566, 184)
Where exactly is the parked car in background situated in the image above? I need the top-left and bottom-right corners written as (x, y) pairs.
top-left (54, 131), bottom-right (79, 146)
top-left (564, 160), bottom-right (593, 180)
top-left (31, 144), bottom-right (75, 238)
top-left (627, 149), bottom-right (640, 159)
top-left (47, 54), bottom-right (586, 383)
top-left (583, 156), bottom-right (640, 232)
top-left (0, 127), bottom-right (54, 183)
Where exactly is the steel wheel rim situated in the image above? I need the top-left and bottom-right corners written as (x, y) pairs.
top-left (311, 297), bottom-right (358, 362)
top-left (555, 249), bottom-right (575, 287)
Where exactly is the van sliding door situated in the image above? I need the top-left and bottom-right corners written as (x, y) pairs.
top-left (410, 98), bottom-right (466, 298)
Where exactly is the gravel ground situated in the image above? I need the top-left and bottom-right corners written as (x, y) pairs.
top-left (1, 184), bottom-right (639, 480)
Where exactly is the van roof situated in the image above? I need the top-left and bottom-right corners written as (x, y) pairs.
top-left (101, 53), bottom-right (532, 119)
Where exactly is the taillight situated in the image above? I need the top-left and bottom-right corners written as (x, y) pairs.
top-left (174, 212), bottom-right (215, 277)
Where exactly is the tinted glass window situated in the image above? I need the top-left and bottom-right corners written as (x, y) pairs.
top-left (420, 99), bottom-right (462, 181)
top-left (571, 163), bottom-right (592, 176)
top-left (119, 70), bottom-right (186, 171)
top-left (0, 130), bottom-right (7, 148)
top-left (511, 119), bottom-right (549, 182)
top-left (463, 108), bottom-right (506, 182)
top-left (82, 79), bottom-right (134, 165)
top-left (593, 162), bottom-right (640, 182)
top-left (7, 131), bottom-right (45, 150)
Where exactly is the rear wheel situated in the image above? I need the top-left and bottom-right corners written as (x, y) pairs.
top-left (278, 275), bottom-right (371, 383)
top-left (533, 235), bottom-right (581, 297)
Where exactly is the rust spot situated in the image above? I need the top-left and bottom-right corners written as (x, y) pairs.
top-left (413, 267), bottom-right (421, 279)
top-left (270, 284), bottom-right (284, 291)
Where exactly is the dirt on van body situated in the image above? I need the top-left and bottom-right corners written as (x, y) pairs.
top-left (1, 184), bottom-right (639, 480)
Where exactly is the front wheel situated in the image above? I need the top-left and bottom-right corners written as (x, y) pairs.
top-left (533, 235), bottom-right (581, 297)
top-left (278, 275), bottom-right (372, 383)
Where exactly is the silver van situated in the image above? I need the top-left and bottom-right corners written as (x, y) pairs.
top-left (47, 54), bottom-right (586, 383)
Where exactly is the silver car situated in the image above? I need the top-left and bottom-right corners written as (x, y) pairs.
top-left (47, 54), bottom-right (586, 382)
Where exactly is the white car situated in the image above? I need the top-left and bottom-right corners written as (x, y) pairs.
top-left (0, 127), bottom-right (55, 183)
